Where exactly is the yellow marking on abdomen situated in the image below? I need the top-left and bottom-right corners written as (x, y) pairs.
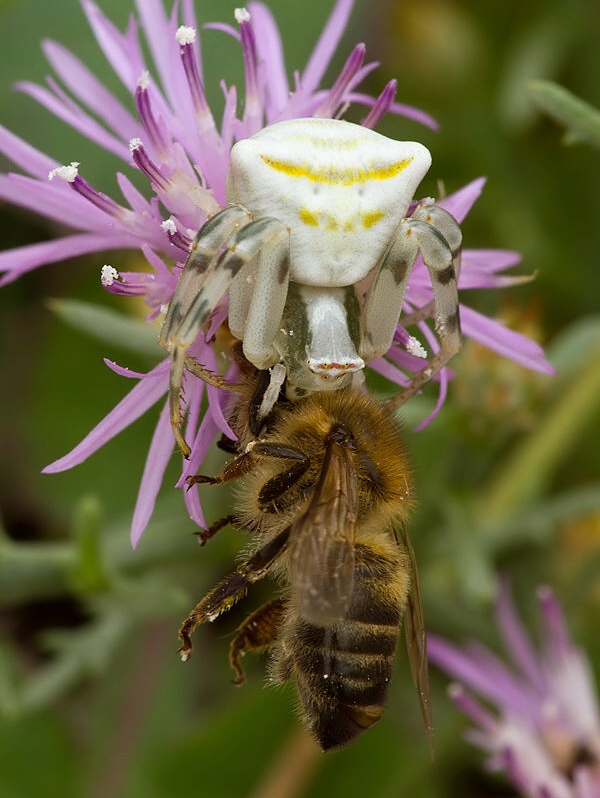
top-left (262, 156), bottom-right (412, 185)
top-left (361, 211), bottom-right (385, 228)
top-left (298, 207), bottom-right (385, 231)
top-left (299, 208), bottom-right (319, 226)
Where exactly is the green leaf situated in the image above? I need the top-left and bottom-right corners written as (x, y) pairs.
top-left (529, 80), bottom-right (600, 147)
top-left (48, 298), bottom-right (161, 360)
top-left (0, 712), bottom-right (77, 798)
top-left (70, 495), bottom-right (110, 594)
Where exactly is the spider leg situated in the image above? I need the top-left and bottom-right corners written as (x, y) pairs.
top-left (227, 219), bottom-right (290, 370)
top-left (178, 526), bottom-right (291, 660)
top-left (411, 202), bottom-right (462, 280)
top-left (158, 206), bottom-right (251, 455)
top-left (160, 208), bottom-right (288, 456)
top-left (361, 206), bottom-right (462, 409)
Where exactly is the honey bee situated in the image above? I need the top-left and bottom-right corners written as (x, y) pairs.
top-left (179, 361), bottom-right (431, 751)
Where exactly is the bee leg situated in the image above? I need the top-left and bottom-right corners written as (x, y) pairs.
top-left (187, 450), bottom-right (257, 487)
top-left (229, 597), bottom-right (287, 685)
top-left (178, 526), bottom-right (291, 661)
top-left (194, 514), bottom-right (237, 547)
top-left (257, 460), bottom-right (311, 512)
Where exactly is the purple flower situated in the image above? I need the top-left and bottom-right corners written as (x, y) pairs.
top-left (0, 0), bottom-right (553, 545)
top-left (428, 583), bottom-right (600, 798)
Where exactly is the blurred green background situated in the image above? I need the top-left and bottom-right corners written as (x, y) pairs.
top-left (0, 0), bottom-right (599, 796)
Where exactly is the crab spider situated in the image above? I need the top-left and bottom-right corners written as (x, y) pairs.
top-left (159, 117), bottom-right (462, 456)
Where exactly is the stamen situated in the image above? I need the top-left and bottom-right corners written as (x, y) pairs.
top-left (49, 162), bottom-right (126, 218)
top-left (129, 138), bottom-right (170, 192)
top-left (176, 26), bottom-right (213, 126)
top-left (236, 8), bottom-right (261, 131)
top-left (406, 335), bottom-right (428, 359)
top-left (135, 74), bottom-right (169, 154)
top-left (48, 162), bottom-right (80, 182)
top-left (362, 79), bottom-right (397, 129)
top-left (101, 265), bottom-right (119, 287)
top-left (234, 8), bottom-right (251, 23)
top-left (161, 217), bottom-right (194, 251)
top-left (315, 43), bottom-right (366, 118)
top-left (175, 25), bottom-right (196, 46)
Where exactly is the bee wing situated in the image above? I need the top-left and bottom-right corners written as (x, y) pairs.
top-left (289, 432), bottom-right (358, 626)
top-left (399, 524), bottom-right (433, 752)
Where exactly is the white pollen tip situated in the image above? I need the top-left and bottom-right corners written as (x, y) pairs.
top-left (161, 218), bottom-right (177, 234)
top-left (137, 70), bottom-right (150, 90)
top-left (176, 25), bottom-right (196, 45)
top-left (48, 162), bottom-right (80, 182)
top-left (129, 137), bottom-right (143, 152)
top-left (235, 7), bottom-right (251, 23)
top-left (406, 335), bottom-right (428, 359)
top-left (101, 265), bottom-right (120, 286)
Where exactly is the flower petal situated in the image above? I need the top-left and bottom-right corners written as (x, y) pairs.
top-left (301, 0), bottom-right (355, 93)
top-left (130, 397), bottom-right (175, 547)
top-left (460, 305), bottom-right (555, 374)
top-left (0, 233), bottom-right (139, 286)
top-left (42, 362), bottom-right (168, 472)
top-left (42, 39), bottom-right (138, 140)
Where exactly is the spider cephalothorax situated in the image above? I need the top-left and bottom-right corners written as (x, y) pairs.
top-left (159, 117), bottom-right (462, 455)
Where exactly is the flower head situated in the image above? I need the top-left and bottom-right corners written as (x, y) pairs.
top-left (0, 0), bottom-right (553, 545)
top-left (428, 583), bottom-right (600, 798)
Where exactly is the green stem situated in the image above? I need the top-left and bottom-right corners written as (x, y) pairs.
top-left (480, 343), bottom-right (600, 528)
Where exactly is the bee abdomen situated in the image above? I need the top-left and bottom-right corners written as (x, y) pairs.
top-left (277, 615), bottom-right (401, 750)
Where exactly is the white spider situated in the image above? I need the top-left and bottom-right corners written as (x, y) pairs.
top-left (159, 117), bottom-right (462, 455)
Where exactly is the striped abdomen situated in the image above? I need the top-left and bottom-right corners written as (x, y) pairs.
top-left (272, 542), bottom-right (408, 750)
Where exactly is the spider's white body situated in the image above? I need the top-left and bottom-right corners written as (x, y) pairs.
top-left (228, 119), bottom-right (431, 286)
top-left (160, 118), bottom-right (462, 455)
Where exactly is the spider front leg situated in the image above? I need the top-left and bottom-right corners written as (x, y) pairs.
top-left (361, 204), bottom-right (462, 407)
top-left (159, 207), bottom-right (289, 456)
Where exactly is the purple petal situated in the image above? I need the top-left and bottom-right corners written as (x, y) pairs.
top-left (247, 1), bottom-right (289, 118)
top-left (537, 586), bottom-right (574, 663)
top-left (0, 233), bottom-right (139, 286)
top-left (460, 305), bottom-right (555, 374)
top-left (0, 173), bottom-right (115, 231)
top-left (130, 397), bottom-right (174, 547)
top-left (42, 362), bottom-right (168, 472)
top-left (116, 172), bottom-right (154, 215)
top-left (0, 123), bottom-right (57, 179)
top-left (463, 249), bottom-right (522, 274)
top-left (301, 0), bottom-right (355, 94)
top-left (182, 410), bottom-right (222, 528)
top-left (134, 0), bottom-right (186, 120)
top-left (428, 634), bottom-right (534, 714)
top-left (42, 39), bottom-right (138, 140)
top-left (447, 683), bottom-right (498, 733)
top-left (368, 356), bottom-right (410, 388)
top-left (181, 0), bottom-right (200, 33)
top-left (350, 91), bottom-right (439, 131)
top-left (81, 0), bottom-right (144, 90)
top-left (103, 359), bottom-right (151, 379)
top-left (412, 368), bottom-right (448, 431)
top-left (388, 99), bottom-right (439, 130)
top-left (495, 579), bottom-right (544, 686)
top-left (438, 177), bottom-right (486, 223)
top-left (17, 80), bottom-right (129, 161)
